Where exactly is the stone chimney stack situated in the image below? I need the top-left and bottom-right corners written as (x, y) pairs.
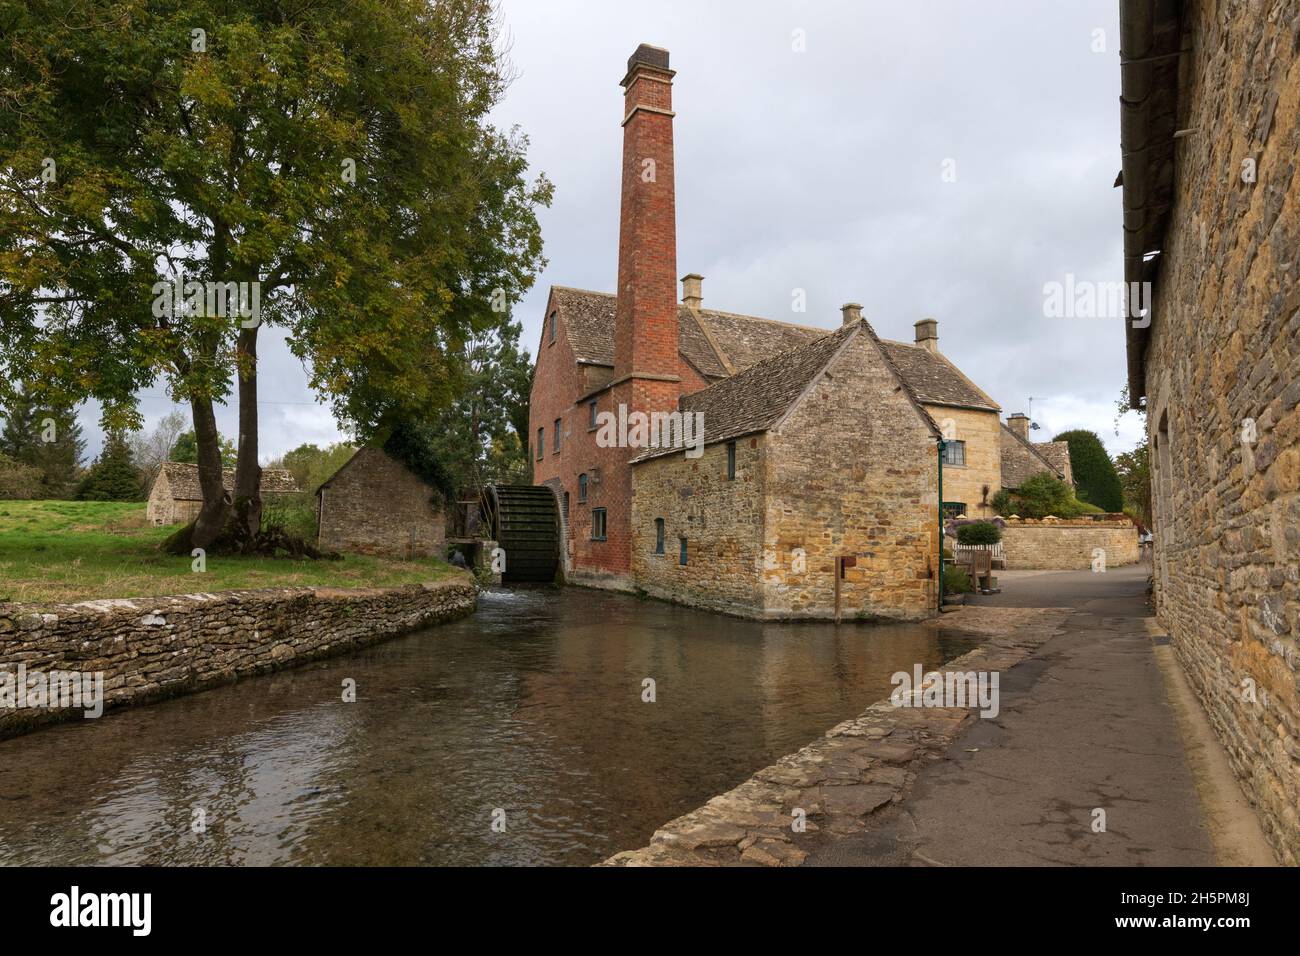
top-left (841, 303), bottom-right (863, 326)
top-left (681, 273), bottom-right (703, 311)
top-left (1008, 413), bottom-right (1031, 440)
top-left (612, 44), bottom-right (679, 383)
top-left (914, 318), bottom-right (939, 353)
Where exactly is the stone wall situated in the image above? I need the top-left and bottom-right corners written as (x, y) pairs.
top-left (317, 447), bottom-right (445, 558)
top-left (0, 579), bottom-right (476, 740)
top-left (764, 331), bottom-right (939, 621)
top-left (630, 437), bottom-right (766, 615)
top-left (928, 405), bottom-right (1002, 520)
top-left (1000, 518), bottom-right (1140, 570)
top-left (1140, 0), bottom-right (1299, 863)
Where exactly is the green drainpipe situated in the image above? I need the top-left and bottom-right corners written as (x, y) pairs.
top-left (937, 439), bottom-right (945, 610)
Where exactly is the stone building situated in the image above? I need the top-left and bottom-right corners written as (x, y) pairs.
top-left (1000, 413), bottom-right (1072, 491)
top-left (1119, 0), bottom-right (1298, 861)
top-left (145, 462), bottom-right (298, 526)
top-left (629, 316), bottom-right (942, 621)
top-left (528, 45), bottom-right (1033, 617)
top-left (315, 447), bottom-right (445, 558)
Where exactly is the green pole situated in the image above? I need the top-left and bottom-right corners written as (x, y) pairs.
top-left (937, 439), bottom-right (945, 611)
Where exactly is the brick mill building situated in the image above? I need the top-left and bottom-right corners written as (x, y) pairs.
top-left (1118, 0), bottom-right (1299, 862)
top-left (529, 44), bottom-right (1068, 620)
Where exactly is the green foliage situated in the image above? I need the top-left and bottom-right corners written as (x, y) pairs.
top-left (170, 431), bottom-right (236, 468)
top-left (1, 0), bottom-right (551, 509)
top-left (956, 521), bottom-right (1002, 546)
top-left (382, 422), bottom-right (457, 503)
top-left (276, 442), bottom-right (357, 494)
top-left (998, 472), bottom-right (1099, 519)
top-left (260, 491), bottom-right (318, 541)
top-left (75, 432), bottom-right (143, 501)
top-left (944, 564), bottom-right (972, 595)
top-left (0, 452), bottom-right (42, 500)
top-left (1114, 441), bottom-right (1151, 528)
top-left (1052, 429), bottom-right (1124, 512)
top-left (0, 387), bottom-right (85, 497)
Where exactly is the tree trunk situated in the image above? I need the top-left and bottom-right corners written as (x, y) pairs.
top-left (164, 390), bottom-right (232, 554)
top-left (231, 323), bottom-right (262, 545)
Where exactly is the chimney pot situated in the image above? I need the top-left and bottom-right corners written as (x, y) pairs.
top-left (840, 303), bottom-right (863, 326)
top-left (914, 317), bottom-right (939, 353)
top-left (681, 274), bottom-right (703, 311)
top-left (1007, 413), bottom-right (1031, 440)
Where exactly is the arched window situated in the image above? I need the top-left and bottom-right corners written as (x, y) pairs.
top-left (578, 473), bottom-right (588, 502)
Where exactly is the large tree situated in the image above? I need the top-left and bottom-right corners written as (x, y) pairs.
top-left (0, 0), bottom-right (550, 552)
top-left (1052, 429), bottom-right (1125, 513)
top-left (0, 386), bottom-right (85, 496)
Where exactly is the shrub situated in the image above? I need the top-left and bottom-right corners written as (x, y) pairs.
top-left (1052, 429), bottom-right (1124, 512)
top-left (956, 521), bottom-right (1002, 546)
top-left (990, 488), bottom-right (1014, 517)
top-left (0, 453), bottom-right (42, 500)
top-left (261, 491), bottom-right (318, 541)
top-left (944, 564), bottom-right (972, 594)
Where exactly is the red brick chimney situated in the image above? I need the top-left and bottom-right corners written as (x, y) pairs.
top-left (612, 44), bottom-right (680, 385)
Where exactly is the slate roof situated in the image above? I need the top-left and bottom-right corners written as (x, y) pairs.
top-left (1033, 440), bottom-right (1073, 480)
top-left (153, 461), bottom-right (299, 500)
top-left (999, 424), bottom-right (1065, 489)
top-left (550, 287), bottom-right (998, 411)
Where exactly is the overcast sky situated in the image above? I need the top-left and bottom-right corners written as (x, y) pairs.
top-left (79, 0), bottom-right (1144, 462)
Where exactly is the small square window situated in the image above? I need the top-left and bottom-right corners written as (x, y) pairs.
top-left (592, 508), bottom-right (607, 541)
top-left (942, 440), bottom-right (966, 467)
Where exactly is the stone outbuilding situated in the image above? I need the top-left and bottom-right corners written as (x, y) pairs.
top-left (315, 447), bottom-right (445, 558)
top-left (999, 414), bottom-right (1072, 491)
top-left (146, 462), bottom-right (298, 526)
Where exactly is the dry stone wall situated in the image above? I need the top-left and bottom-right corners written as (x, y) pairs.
top-left (1000, 518), bottom-right (1140, 570)
top-left (0, 579), bottom-right (476, 739)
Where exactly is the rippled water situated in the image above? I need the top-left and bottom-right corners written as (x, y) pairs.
top-left (0, 588), bottom-right (978, 866)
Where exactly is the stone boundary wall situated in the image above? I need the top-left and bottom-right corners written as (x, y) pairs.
top-left (0, 578), bottom-right (477, 740)
top-left (604, 606), bottom-right (1068, 866)
top-left (1000, 518), bottom-right (1139, 570)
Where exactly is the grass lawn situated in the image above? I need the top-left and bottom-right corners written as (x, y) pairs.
top-left (0, 500), bottom-right (464, 607)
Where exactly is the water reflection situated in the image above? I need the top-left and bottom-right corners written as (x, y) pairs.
top-left (0, 588), bottom-right (977, 866)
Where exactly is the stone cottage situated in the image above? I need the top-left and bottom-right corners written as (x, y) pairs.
top-left (1118, 0), bottom-right (1298, 861)
top-left (315, 447), bottom-right (445, 558)
top-left (1000, 413), bottom-right (1072, 491)
top-left (146, 462), bottom-right (298, 526)
top-left (630, 315), bottom-right (942, 621)
top-left (529, 44), bottom-right (1086, 617)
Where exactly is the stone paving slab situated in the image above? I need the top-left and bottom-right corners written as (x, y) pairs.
top-left (602, 605), bottom-right (1069, 866)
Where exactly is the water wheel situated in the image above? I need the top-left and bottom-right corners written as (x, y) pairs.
top-left (480, 484), bottom-right (560, 583)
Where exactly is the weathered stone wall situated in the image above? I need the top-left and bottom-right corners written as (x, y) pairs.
top-left (927, 405), bottom-right (1002, 520)
top-left (0, 578), bottom-right (476, 740)
top-left (630, 437), bottom-right (766, 615)
top-left (763, 330), bottom-right (939, 621)
top-left (1001, 518), bottom-right (1140, 570)
top-left (317, 447), bottom-right (445, 558)
top-left (1142, 0), bottom-right (1300, 863)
